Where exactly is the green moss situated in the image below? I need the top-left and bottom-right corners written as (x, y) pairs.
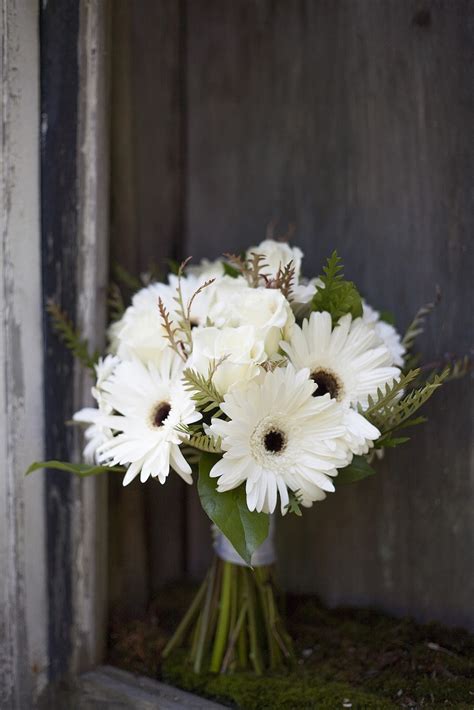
top-left (109, 587), bottom-right (474, 709)
top-left (163, 651), bottom-right (395, 709)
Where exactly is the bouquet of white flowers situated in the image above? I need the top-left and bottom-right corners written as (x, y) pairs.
top-left (29, 238), bottom-right (466, 675)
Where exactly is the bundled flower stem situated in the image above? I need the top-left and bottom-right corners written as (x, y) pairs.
top-left (162, 558), bottom-right (295, 674)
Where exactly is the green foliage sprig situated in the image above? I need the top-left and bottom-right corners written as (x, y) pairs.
top-left (362, 368), bottom-right (449, 447)
top-left (312, 251), bottom-right (363, 325)
top-left (188, 432), bottom-right (223, 454)
top-left (182, 366), bottom-right (224, 414)
top-left (402, 291), bottom-right (440, 355)
top-left (47, 301), bottom-right (99, 373)
top-left (108, 282), bottom-right (125, 322)
top-left (285, 490), bottom-right (303, 516)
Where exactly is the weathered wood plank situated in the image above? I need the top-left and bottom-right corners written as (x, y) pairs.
top-left (109, 0), bottom-right (185, 610)
top-left (0, 1), bottom-right (48, 707)
top-left (185, 0), bottom-right (474, 628)
top-left (40, 0), bottom-right (80, 680)
top-left (73, 0), bottom-right (111, 669)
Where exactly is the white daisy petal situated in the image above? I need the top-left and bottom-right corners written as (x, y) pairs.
top-left (209, 364), bottom-right (353, 513)
top-left (93, 352), bottom-right (200, 487)
top-left (282, 311), bottom-right (401, 454)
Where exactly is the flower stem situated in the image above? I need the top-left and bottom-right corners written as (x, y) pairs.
top-left (162, 576), bottom-right (207, 659)
top-left (210, 560), bottom-right (233, 672)
top-left (244, 567), bottom-right (264, 674)
top-left (194, 558), bottom-right (217, 673)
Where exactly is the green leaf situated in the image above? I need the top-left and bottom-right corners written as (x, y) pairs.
top-left (25, 460), bottom-right (124, 477)
top-left (285, 490), bottom-right (303, 516)
top-left (377, 435), bottom-right (411, 449)
top-left (222, 262), bottom-right (241, 278)
top-left (336, 456), bottom-right (376, 485)
top-left (167, 258), bottom-right (181, 275)
top-left (198, 453), bottom-right (269, 566)
top-left (312, 251), bottom-right (363, 324)
top-left (112, 262), bottom-right (142, 291)
top-left (379, 310), bottom-right (396, 326)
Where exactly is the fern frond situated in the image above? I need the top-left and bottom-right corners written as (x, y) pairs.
top-left (312, 251), bottom-right (363, 324)
top-left (187, 433), bottom-right (222, 454)
top-left (265, 261), bottom-right (296, 299)
top-left (448, 355), bottom-right (473, 379)
top-left (182, 367), bottom-right (223, 413)
top-left (223, 253), bottom-right (248, 278)
top-left (158, 297), bottom-right (187, 361)
top-left (223, 251), bottom-right (268, 288)
top-left (170, 259), bottom-right (195, 352)
top-left (247, 251), bottom-right (268, 287)
top-left (377, 368), bottom-right (449, 436)
top-left (402, 291), bottom-right (440, 351)
top-left (361, 369), bottom-right (420, 423)
top-left (47, 301), bottom-right (99, 373)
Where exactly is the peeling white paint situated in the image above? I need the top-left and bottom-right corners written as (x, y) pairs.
top-left (71, 0), bottom-right (110, 672)
top-left (0, 0), bottom-right (48, 706)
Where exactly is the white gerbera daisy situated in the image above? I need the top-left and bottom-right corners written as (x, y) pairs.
top-left (97, 350), bottom-right (201, 486)
top-left (362, 301), bottom-right (406, 367)
top-left (73, 354), bottom-right (120, 464)
top-left (208, 365), bottom-right (352, 514)
top-left (281, 312), bottom-right (401, 455)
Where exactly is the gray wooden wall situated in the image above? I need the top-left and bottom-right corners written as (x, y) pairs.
top-left (109, 0), bottom-right (473, 630)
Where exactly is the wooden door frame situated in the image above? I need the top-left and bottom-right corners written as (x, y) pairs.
top-left (1, 1), bottom-right (110, 706)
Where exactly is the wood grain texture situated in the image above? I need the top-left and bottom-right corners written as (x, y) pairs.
top-left (40, 0), bottom-right (80, 682)
top-left (0, 1), bottom-right (47, 706)
top-left (74, 0), bottom-right (111, 668)
top-left (109, 0), bottom-right (473, 628)
top-left (185, 0), bottom-right (474, 627)
top-left (109, 0), bottom-right (186, 616)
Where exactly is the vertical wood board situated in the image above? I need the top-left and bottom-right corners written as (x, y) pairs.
top-left (185, 0), bottom-right (474, 627)
top-left (0, 1), bottom-right (48, 706)
top-left (108, 0), bottom-right (186, 616)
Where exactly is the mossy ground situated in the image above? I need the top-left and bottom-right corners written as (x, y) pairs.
top-left (108, 584), bottom-right (474, 709)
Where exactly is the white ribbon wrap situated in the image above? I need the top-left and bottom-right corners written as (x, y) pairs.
top-left (212, 516), bottom-right (276, 567)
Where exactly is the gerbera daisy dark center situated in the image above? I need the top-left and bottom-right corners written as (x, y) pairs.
top-left (152, 401), bottom-right (171, 427)
top-left (311, 369), bottom-right (340, 399)
top-left (264, 429), bottom-right (286, 454)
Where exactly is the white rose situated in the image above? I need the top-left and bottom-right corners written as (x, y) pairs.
top-left (187, 258), bottom-right (225, 281)
top-left (110, 272), bottom-right (224, 363)
top-left (110, 282), bottom-right (171, 363)
top-left (189, 325), bottom-right (266, 394)
top-left (208, 284), bottom-right (294, 357)
top-left (246, 239), bottom-right (303, 281)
